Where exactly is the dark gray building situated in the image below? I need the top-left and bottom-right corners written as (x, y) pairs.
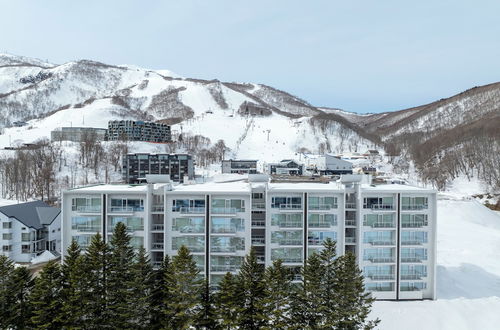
top-left (268, 159), bottom-right (304, 176)
top-left (106, 120), bottom-right (171, 143)
top-left (51, 127), bottom-right (107, 142)
top-left (221, 159), bottom-right (258, 174)
top-left (122, 153), bottom-right (194, 183)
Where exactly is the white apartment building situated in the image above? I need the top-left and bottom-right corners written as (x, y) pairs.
top-left (0, 200), bottom-right (61, 263)
top-left (61, 174), bottom-right (437, 300)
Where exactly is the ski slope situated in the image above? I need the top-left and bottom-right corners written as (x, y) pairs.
top-left (372, 198), bottom-right (500, 330)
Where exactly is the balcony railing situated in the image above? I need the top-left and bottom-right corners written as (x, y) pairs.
top-left (251, 236), bottom-right (265, 245)
top-left (151, 243), bottom-right (164, 250)
top-left (400, 286), bottom-right (424, 291)
top-left (368, 240), bottom-right (395, 246)
top-left (309, 204), bottom-right (334, 211)
top-left (278, 239), bottom-right (303, 246)
top-left (370, 222), bottom-right (395, 228)
top-left (152, 224), bottom-right (164, 231)
top-left (252, 203), bottom-right (266, 210)
top-left (211, 265), bottom-right (240, 272)
top-left (309, 221), bottom-right (336, 228)
top-left (368, 256), bottom-right (395, 263)
top-left (173, 245), bottom-right (204, 252)
top-left (178, 207), bottom-right (205, 214)
top-left (256, 255), bottom-right (265, 263)
top-left (279, 204), bottom-right (302, 210)
top-left (211, 246), bottom-right (237, 253)
top-left (292, 274), bottom-right (302, 281)
top-left (367, 286), bottom-right (394, 292)
top-left (212, 207), bottom-right (239, 214)
top-left (345, 202), bottom-right (356, 209)
top-left (367, 274), bottom-right (395, 280)
top-left (402, 205), bottom-right (428, 211)
top-left (401, 274), bottom-right (425, 280)
top-left (275, 257), bottom-right (302, 263)
top-left (109, 206), bottom-right (138, 213)
top-left (75, 206), bottom-right (101, 213)
top-left (152, 205), bottom-right (164, 212)
top-left (173, 226), bottom-right (204, 234)
top-left (345, 237), bottom-right (356, 243)
top-left (278, 221), bottom-right (303, 228)
top-left (401, 256), bottom-right (423, 263)
top-left (402, 221), bottom-right (427, 228)
top-left (211, 225), bottom-right (238, 234)
top-left (401, 240), bottom-right (425, 246)
top-left (345, 220), bottom-right (356, 226)
top-left (369, 204), bottom-right (394, 211)
top-left (108, 225), bottom-right (144, 232)
top-left (72, 226), bottom-right (100, 232)
top-left (308, 238), bottom-right (330, 246)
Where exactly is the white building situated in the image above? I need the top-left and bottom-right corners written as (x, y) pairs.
top-left (0, 201), bottom-right (61, 263)
top-left (61, 174), bottom-right (437, 300)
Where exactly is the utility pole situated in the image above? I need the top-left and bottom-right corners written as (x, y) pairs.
top-left (266, 129), bottom-right (271, 141)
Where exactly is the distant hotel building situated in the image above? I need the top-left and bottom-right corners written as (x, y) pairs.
top-left (122, 153), bottom-right (194, 184)
top-left (51, 127), bottom-right (107, 142)
top-left (222, 159), bottom-right (258, 174)
top-left (61, 174), bottom-right (437, 300)
top-left (106, 120), bottom-right (171, 143)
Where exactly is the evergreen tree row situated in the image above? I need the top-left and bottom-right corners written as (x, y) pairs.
top-left (0, 222), bottom-right (379, 329)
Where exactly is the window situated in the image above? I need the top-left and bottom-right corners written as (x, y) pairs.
top-left (363, 231), bottom-right (395, 244)
top-left (271, 230), bottom-right (303, 245)
top-left (308, 231), bottom-right (337, 245)
top-left (172, 236), bottom-right (205, 252)
top-left (21, 245), bottom-right (31, 254)
top-left (21, 233), bottom-right (31, 242)
top-left (2, 233), bottom-right (12, 240)
top-left (211, 218), bottom-right (244, 233)
top-left (363, 197), bottom-right (394, 209)
top-left (210, 237), bottom-right (244, 252)
top-left (271, 213), bottom-right (302, 227)
top-left (2, 245), bottom-right (12, 252)
top-left (401, 248), bottom-right (427, 262)
top-left (172, 217), bottom-right (204, 233)
top-left (73, 235), bottom-right (93, 249)
top-left (109, 216), bottom-right (144, 231)
top-left (72, 197), bottom-right (101, 212)
top-left (363, 214), bottom-right (394, 227)
top-left (401, 214), bottom-right (428, 227)
top-left (366, 282), bottom-right (394, 292)
top-left (2, 222), bottom-right (12, 229)
top-left (308, 214), bottom-right (337, 227)
top-left (308, 196), bottom-right (338, 210)
top-left (71, 216), bottom-right (101, 232)
top-left (110, 198), bottom-right (144, 212)
top-left (401, 231), bottom-right (428, 245)
top-left (363, 248), bottom-right (394, 262)
top-left (172, 199), bottom-right (205, 212)
top-left (211, 199), bottom-right (245, 213)
top-left (271, 247), bottom-right (302, 262)
top-left (252, 193), bottom-right (264, 199)
top-left (271, 197), bottom-right (302, 209)
top-left (400, 282), bottom-right (427, 291)
top-left (401, 197), bottom-right (428, 210)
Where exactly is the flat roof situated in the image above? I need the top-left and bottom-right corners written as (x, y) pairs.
top-left (268, 181), bottom-right (343, 192)
top-left (361, 183), bottom-right (436, 193)
top-left (168, 181), bottom-right (251, 194)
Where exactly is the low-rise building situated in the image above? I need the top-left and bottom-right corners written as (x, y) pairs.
top-left (61, 174), bottom-right (437, 300)
top-left (106, 120), bottom-right (171, 143)
top-left (268, 160), bottom-right (304, 176)
top-left (51, 127), bottom-right (107, 142)
top-left (222, 159), bottom-right (258, 174)
top-left (0, 201), bottom-right (61, 263)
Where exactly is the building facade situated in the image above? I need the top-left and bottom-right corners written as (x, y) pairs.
top-left (221, 159), bottom-right (258, 174)
top-left (268, 160), bottom-right (304, 176)
top-left (51, 127), bottom-right (107, 143)
top-left (122, 153), bottom-right (194, 184)
top-left (61, 175), bottom-right (436, 300)
top-left (0, 201), bottom-right (61, 263)
top-left (106, 120), bottom-right (171, 143)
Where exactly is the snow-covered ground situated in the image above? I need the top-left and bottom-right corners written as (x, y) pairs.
top-left (372, 198), bottom-right (500, 330)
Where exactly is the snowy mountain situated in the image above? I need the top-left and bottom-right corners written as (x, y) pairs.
top-left (0, 54), bottom-right (377, 161)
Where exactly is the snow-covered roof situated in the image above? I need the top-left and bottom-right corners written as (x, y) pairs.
top-left (361, 183), bottom-right (436, 193)
top-left (0, 200), bottom-right (60, 230)
top-left (268, 181), bottom-right (343, 192)
top-left (168, 181), bottom-right (251, 194)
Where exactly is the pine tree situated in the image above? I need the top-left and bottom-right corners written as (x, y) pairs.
top-left (193, 279), bottom-right (218, 330)
top-left (0, 255), bottom-right (15, 329)
top-left (59, 239), bottom-right (86, 328)
top-left (30, 260), bottom-right (63, 329)
top-left (83, 233), bottom-right (110, 328)
top-left (107, 222), bottom-right (136, 328)
top-left (131, 246), bottom-right (154, 329)
top-left (214, 272), bottom-right (239, 330)
top-left (150, 255), bottom-right (171, 329)
top-left (318, 238), bottom-right (339, 327)
top-left (163, 245), bottom-right (203, 329)
top-left (290, 252), bottom-right (324, 329)
top-left (235, 247), bottom-right (267, 329)
top-left (6, 266), bottom-right (34, 329)
top-left (333, 253), bottom-right (380, 330)
top-left (263, 259), bottom-right (293, 329)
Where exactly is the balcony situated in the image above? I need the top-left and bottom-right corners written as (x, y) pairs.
top-left (211, 207), bottom-right (238, 215)
top-left (367, 286), bottom-right (394, 292)
top-left (75, 206), bottom-right (101, 213)
top-left (369, 204), bottom-right (394, 211)
top-left (401, 240), bottom-right (425, 246)
top-left (251, 236), bottom-right (265, 245)
top-left (401, 256), bottom-right (423, 263)
top-left (211, 265), bottom-right (240, 272)
top-left (279, 204), bottom-right (302, 211)
top-left (108, 225), bottom-right (144, 232)
top-left (278, 221), bottom-right (303, 228)
top-left (109, 206), bottom-right (138, 213)
top-left (276, 257), bottom-right (303, 263)
top-left (309, 204), bottom-right (334, 211)
top-left (401, 273), bottom-right (425, 280)
top-left (72, 226), bottom-right (100, 232)
top-left (151, 224), bottom-right (164, 231)
top-left (152, 205), bottom-right (164, 212)
top-left (211, 225), bottom-right (238, 234)
top-left (179, 207), bottom-right (205, 214)
top-left (256, 255), bottom-right (265, 263)
top-left (278, 239), bottom-right (302, 246)
top-left (369, 222), bottom-right (395, 228)
top-left (345, 220), bottom-right (356, 226)
top-left (402, 205), bottom-right (428, 211)
top-left (345, 237), bottom-right (356, 244)
top-left (345, 202), bottom-right (356, 209)
top-left (368, 256), bottom-right (395, 263)
top-left (402, 221), bottom-right (427, 228)
top-left (367, 274), bottom-right (395, 280)
top-left (151, 242), bottom-right (164, 250)
top-left (308, 238), bottom-right (328, 246)
top-left (368, 240), bottom-right (395, 246)
top-left (211, 246), bottom-right (237, 253)
top-left (309, 221), bottom-right (336, 228)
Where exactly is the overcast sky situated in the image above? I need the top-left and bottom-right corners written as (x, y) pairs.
top-left (1, 1), bottom-right (499, 113)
